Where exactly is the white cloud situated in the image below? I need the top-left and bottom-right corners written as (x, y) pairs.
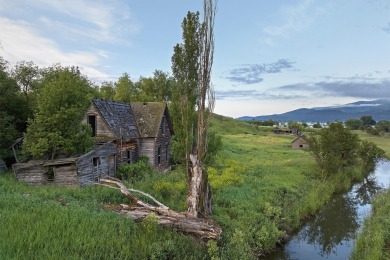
top-left (0, 17), bottom-right (110, 81)
top-left (262, 0), bottom-right (327, 41)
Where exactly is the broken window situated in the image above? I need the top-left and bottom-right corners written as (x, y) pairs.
top-left (127, 149), bottom-right (133, 163)
top-left (162, 117), bottom-right (166, 134)
top-left (88, 115), bottom-right (96, 137)
top-left (157, 146), bottom-right (161, 164)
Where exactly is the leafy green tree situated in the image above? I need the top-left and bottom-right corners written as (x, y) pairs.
top-left (360, 115), bottom-right (376, 126)
top-left (288, 121), bottom-right (304, 132)
top-left (23, 66), bottom-right (94, 159)
top-left (358, 140), bottom-right (386, 173)
top-left (134, 70), bottom-right (173, 102)
top-left (99, 81), bottom-right (116, 100)
top-left (313, 122), bottom-right (322, 128)
top-left (113, 73), bottom-right (136, 102)
top-left (0, 60), bottom-right (29, 133)
top-left (12, 61), bottom-right (40, 115)
top-left (308, 122), bottom-right (360, 179)
top-left (345, 118), bottom-right (363, 130)
top-left (0, 112), bottom-right (19, 163)
top-left (376, 120), bottom-right (390, 133)
top-left (170, 11), bottom-right (201, 164)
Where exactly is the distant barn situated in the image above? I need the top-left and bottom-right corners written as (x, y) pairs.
top-left (291, 135), bottom-right (309, 149)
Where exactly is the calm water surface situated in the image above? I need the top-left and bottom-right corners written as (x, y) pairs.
top-left (267, 161), bottom-right (390, 260)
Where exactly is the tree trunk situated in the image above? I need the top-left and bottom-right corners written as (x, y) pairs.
top-left (99, 178), bottom-right (221, 240)
top-left (187, 154), bottom-right (212, 218)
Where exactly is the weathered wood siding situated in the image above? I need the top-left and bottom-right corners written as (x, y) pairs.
top-left (13, 159), bottom-right (79, 186)
top-left (139, 138), bottom-right (155, 165)
top-left (154, 115), bottom-right (171, 172)
top-left (292, 137), bottom-right (309, 149)
top-left (13, 162), bottom-right (46, 185)
top-left (51, 164), bottom-right (78, 186)
top-left (116, 140), bottom-right (139, 164)
top-left (83, 104), bottom-right (115, 142)
top-left (77, 143), bottom-right (118, 186)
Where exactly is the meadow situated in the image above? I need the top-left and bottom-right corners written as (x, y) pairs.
top-left (1, 116), bottom-right (389, 259)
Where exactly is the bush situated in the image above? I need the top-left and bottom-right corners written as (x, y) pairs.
top-left (116, 156), bottom-right (154, 182)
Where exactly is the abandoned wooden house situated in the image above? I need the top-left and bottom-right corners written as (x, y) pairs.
top-left (131, 102), bottom-right (173, 172)
top-left (13, 99), bottom-right (174, 186)
top-left (291, 135), bottom-right (309, 149)
top-left (83, 98), bottom-right (140, 165)
top-left (84, 99), bottom-right (173, 172)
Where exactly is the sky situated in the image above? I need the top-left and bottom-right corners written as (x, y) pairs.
top-left (1, 0), bottom-right (390, 118)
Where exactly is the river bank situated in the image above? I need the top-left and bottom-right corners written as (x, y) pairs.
top-left (351, 161), bottom-right (390, 259)
top-left (267, 161), bottom-right (390, 259)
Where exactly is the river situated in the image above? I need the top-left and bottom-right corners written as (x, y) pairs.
top-left (267, 161), bottom-right (390, 260)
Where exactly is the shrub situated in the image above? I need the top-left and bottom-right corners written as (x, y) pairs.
top-left (116, 156), bottom-right (154, 182)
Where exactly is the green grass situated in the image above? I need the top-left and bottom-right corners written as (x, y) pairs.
top-left (356, 131), bottom-right (390, 158)
top-left (351, 190), bottom-right (390, 260)
top-left (2, 117), bottom-right (389, 259)
top-left (0, 174), bottom-right (206, 259)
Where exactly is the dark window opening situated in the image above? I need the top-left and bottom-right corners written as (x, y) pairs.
top-left (157, 146), bottom-right (161, 164)
top-left (127, 149), bottom-right (133, 163)
top-left (93, 157), bottom-right (101, 167)
top-left (299, 145), bottom-right (303, 148)
top-left (46, 166), bottom-right (54, 181)
top-left (162, 117), bottom-right (166, 134)
top-left (88, 115), bottom-right (96, 137)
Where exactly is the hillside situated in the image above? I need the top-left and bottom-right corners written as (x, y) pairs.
top-left (238, 99), bottom-right (390, 122)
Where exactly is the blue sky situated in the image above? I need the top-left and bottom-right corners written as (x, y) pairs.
top-left (1, 0), bottom-right (389, 117)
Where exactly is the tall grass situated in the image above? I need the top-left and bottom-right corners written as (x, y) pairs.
top-left (351, 190), bottom-right (390, 260)
top-left (0, 174), bottom-right (206, 259)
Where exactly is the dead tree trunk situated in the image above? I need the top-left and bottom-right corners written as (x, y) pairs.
top-left (187, 0), bottom-right (216, 218)
top-left (99, 178), bottom-right (221, 240)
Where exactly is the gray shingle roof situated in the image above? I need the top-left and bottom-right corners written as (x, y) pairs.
top-left (92, 99), bottom-right (139, 140)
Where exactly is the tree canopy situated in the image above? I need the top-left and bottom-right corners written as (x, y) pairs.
top-left (23, 66), bottom-right (95, 159)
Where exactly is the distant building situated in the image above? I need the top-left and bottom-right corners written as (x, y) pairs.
top-left (291, 135), bottom-right (309, 149)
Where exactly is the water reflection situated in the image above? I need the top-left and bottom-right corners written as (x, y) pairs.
top-left (297, 194), bottom-right (358, 257)
top-left (267, 161), bottom-right (390, 259)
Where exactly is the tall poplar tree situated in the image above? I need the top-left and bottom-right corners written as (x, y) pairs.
top-left (171, 11), bottom-right (201, 167)
top-left (171, 0), bottom-right (217, 217)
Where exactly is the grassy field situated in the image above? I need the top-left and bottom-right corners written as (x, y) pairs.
top-left (1, 116), bottom-right (389, 259)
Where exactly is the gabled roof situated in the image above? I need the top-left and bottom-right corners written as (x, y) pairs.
top-left (131, 102), bottom-right (172, 138)
top-left (291, 135), bottom-right (308, 143)
top-left (92, 99), bottom-right (139, 140)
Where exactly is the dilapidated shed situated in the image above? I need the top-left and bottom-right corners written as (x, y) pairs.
top-left (13, 142), bottom-right (118, 187)
top-left (13, 158), bottom-right (79, 186)
top-left (291, 135), bottom-right (309, 149)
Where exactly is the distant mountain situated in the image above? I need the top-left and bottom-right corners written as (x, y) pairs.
top-left (238, 99), bottom-right (390, 122)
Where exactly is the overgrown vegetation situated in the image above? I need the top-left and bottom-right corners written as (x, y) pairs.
top-left (351, 189), bottom-right (390, 260)
top-left (308, 122), bottom-right (386, 180)
top-left (1, 116), bottom-right (389, 259)
top-left (116, 156), bottom-right (154, 183)
top-left (0, 174), bottom-right (206, 259)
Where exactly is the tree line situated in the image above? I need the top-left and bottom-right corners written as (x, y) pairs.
top-left (0, 8), bottom-right (220, 170)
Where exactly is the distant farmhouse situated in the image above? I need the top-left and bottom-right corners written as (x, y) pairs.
top-left (273, 127), bottom-right (301, 136)
top-left (291, 135), bottom-right (309, 149)
top-left (13, 99), bottom-right (173, 186)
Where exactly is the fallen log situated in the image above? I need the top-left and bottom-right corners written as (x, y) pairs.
top-left (99, 178), bottom-right (222, 240)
